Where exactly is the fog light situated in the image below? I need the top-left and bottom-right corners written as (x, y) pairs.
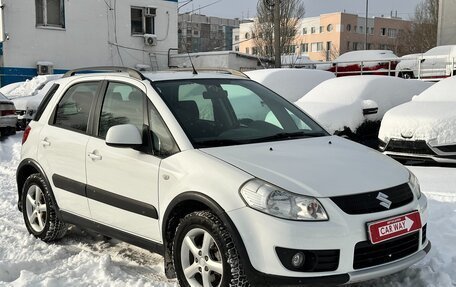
top-left (291, 252), bottom-right (305, 267)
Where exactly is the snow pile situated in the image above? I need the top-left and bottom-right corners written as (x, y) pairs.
top-left (334, 50), bottom-right (398, 68)
top-left (295, 76), bottom-right (433, 134)
top-left (0, 134), bottom-right (177, 287)
top-left (245, 68), bottom-right (335, 102)
top-left (379, 77), bottom-right (456, 145)
top-left (8, 75), bottom-right (62, 99)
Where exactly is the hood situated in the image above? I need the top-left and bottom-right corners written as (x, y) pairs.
top-left (379, 101), bottom-right (456, 145)
top-left (296, 101), bottom-right (363, 134)
top-left (201, 136), bottom-right (408, 198)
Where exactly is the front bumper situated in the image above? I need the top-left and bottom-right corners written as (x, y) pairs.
top-left (381, 139), bottom-right (456, 164)
top-left (227, 193), bottom-right (429, 285)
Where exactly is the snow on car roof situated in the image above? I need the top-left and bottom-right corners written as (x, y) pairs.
top-left (414, 76), bottom-right (456, 102)
top-left (296, 76), bottom-right (433, 133)
top-left (334, 50), bottom-right (397, 63)
top-left (8, 74), bottom-right (63, 99)
top-left (245, 68), bottom-right (335, 102)
top-left (143, 71), bottom-right (245, 82)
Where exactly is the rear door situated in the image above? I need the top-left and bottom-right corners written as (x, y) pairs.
top-left (85, 79), bottom-right (164, 241)
top-left (37, 80), bottom-right (102, 218)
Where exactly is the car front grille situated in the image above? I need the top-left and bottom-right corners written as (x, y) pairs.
top-left (385, 140), bottom-right (435, 155)
top-left (330, 183), bottom-right (413, 215)
top-left (353, 232), bottom-right (419, 269)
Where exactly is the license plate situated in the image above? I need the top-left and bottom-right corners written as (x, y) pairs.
top-left (368, 211), bottom-right (422, 244)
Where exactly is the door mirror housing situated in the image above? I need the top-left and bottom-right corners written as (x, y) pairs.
top-left (106, 124), bottom-right (142, 147)
top-left (362, 100), bottom-right (379, 116)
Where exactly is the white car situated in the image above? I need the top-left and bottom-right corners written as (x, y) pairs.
top-left (396, 45), bottom-right (456, 79)
top-left (17, 67), bottom-right (429, 286)
top-left (245, 68), bottom-right (335, 102)
top-left (379, 76), bottom-right (456, 163)
top-left (8, 74), bottom-right (62, 129)
top-left (0, 92), bottom-right (17, 137)
top-left (295, 76), bottom-right (433, 147)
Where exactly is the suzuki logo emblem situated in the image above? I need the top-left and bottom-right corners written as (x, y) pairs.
top-left (376, 192), bottom-right (392, 209)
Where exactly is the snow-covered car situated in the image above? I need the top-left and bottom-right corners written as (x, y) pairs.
top-left (396, 45), bottom-right (456, 79)
top-left (17, 67), bottom-right (430, 286)
top-left (8, 75), bottom-right (62, 130)
top-left (295, 76), bottom-right (433, 147)
top-left (379, 76), bottom-right (456, 163)
top-left (325, 50), bottom-right (399, 77)
top-left (0, 81), bottom-right (24, 96)
top-left (245, 68), bottom-right (335, 102)
top-left (0, 92), bottom-right (17, 137)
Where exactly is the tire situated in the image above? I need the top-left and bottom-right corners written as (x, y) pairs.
top-left (22, 173), bottom-right (67, 242)
top-left (173, 211), bottom-right (249, 287)
top-left (399, 71), bottom-right (413, 79)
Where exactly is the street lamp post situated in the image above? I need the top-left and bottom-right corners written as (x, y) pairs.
top-left (365, 0), bottom-right (368, 50)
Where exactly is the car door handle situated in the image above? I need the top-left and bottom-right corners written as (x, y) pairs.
top-left (88, 152), bottom-right (102, 160)
top-left (41, 139), bottom-right (51, 147)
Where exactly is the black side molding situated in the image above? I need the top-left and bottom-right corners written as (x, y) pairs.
top-left (52, 174), bottom-right (158, 219)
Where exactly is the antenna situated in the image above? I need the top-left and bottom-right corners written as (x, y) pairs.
top-left (187, 51), bottom-right (198, 75)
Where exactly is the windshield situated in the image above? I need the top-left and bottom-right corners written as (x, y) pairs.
top-left (153, 79), bottom-right (328, 148)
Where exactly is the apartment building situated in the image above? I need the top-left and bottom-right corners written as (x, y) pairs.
top-left (178, 13), bottom-right (240, 53)
top-left (238, 12), bottom-right (412, 61)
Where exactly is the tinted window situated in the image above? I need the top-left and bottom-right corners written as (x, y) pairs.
top-left (148, 100), bottom-right (179, 157)
top-left (154, 79), bottom-right (327, 148)
top-left (53, 82), bottom-right (99, 132)
top-left (35, 84), bottom-right (60, 122)
top-left (98, 82), bottom-right (145, 138)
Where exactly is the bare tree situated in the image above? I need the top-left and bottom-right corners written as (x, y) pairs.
top-left (397, 0), bottom-right (439, 55)
top-left (252, 0), bottom-right (305, 58)
top-left (321, 44), bottom-right (340, 61)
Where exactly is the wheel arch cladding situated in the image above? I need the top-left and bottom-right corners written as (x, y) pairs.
top-left (161, 192), bottom-right (250, 279)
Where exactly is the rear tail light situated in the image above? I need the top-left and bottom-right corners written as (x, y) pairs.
top-left (22, 126), bottom-right (31, 145)
top-left (1, 109), bottom-right (16, 116)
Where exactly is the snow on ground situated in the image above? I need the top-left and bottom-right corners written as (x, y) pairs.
top-left (1, 133), bottom-right (455, 286)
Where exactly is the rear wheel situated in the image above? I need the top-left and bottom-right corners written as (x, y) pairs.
top-left (22, 173), bottom-right (67, 242)
top-left (399, 71), bottom-right (414, 79)
top-left (173, 211), bottom-right (249, 287)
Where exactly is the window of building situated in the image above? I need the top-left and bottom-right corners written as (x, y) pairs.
top-left (252, 47), bottom-right (259, 55)
top-left (353, 42), bottom-right (359, 50)
top-left (347, 41), bottom-right (351, 50)
top-left (245, 32), bottom-right (250, 39)
top-left (359, 26), bottom-right (364, 33)
top-left (35, 0), bottom-right (65, 28)
top-left (301, 43), bottom-right (309, 53)
top-left (366, 43), bottom-right (372, 50)
top-left (245, 47), bottom-right (250, 54)
top-left (387, 28), bottom-right (397, 38)
top-left (311, 42), bottom-right (323, 52)
top-left (327, 24), bottom-right (333, 32)
top-left (131, 7), bottom-right (156, 35)
top-left (319, 26), bottom-right (324, 33)
top-left (284, 45), bottom-right (296, 54)
top-left (370, 27), bottom-right (374, 35)
top-left (346, 24), bottom-right (352, 32)
top-left (235, 46), bottom-right (240, 52)
top-left (235, 35), bottom-right (239, 41)
top-left (311, 27), bottom-right (316, 34)
top-left (380, 28), bottom-right (386, 36)
top-left (303, 27), bottom-right (308, 34)
top-left (354, 25), bottom-right (357, 32)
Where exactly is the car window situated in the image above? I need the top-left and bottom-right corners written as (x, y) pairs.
top-left (154, 79), bottom-right (328, 148)
top-left (98, 82), bottom-right (145, 138)
top-left (53, 82), bottom-right (99, 133)
top-left (147, 99), bottom-right (179, 157)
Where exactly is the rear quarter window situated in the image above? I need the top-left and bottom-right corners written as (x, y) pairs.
top-left (34, 84), bottom-right (60, 122)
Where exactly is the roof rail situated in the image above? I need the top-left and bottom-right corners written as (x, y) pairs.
top-left (170, 67), bottom-right (250, 79)
top-left (63, 66), bottom-right (146, 80)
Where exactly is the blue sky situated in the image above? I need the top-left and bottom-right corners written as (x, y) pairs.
top-left (179, 0), bottom-right (423, 20)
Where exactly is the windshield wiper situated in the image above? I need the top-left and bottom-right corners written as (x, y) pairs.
top-left (249, 131), bottom-right (327, 143)
top-left (195, 139), bottom-right (244, 148)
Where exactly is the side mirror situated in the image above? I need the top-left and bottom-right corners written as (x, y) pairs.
top-left (106, 124), bottom-right (142, 147)
top-left (362, 100), bottom-right (379, 116)
top-left (420, 58), bottom-right (425, 63)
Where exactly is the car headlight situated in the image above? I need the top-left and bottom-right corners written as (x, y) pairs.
top-left (239, 179), bottom-right (328, 221)
top-left (409, 171), bottom-right (422, 199)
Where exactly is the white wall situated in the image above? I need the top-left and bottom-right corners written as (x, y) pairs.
top-left (1, 0), bottom-right (178, 70)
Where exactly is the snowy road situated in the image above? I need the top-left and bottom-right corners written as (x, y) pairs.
top-left (1, 133), bottom-right (455, 287)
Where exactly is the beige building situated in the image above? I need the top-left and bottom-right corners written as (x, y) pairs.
top-left (238, 12), bottom-right (412, 61)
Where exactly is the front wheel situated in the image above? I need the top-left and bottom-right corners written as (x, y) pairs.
top-left (173, 211), bottom-right (249, 287)
top-left (22, 173), bottom-right (67, 242)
